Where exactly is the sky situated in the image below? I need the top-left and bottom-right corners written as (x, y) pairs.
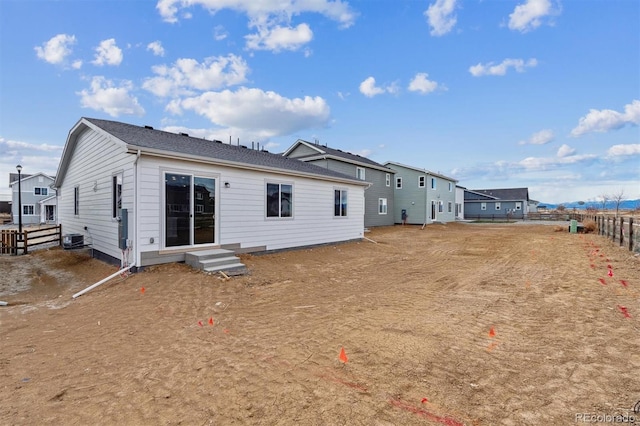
top-left (0, 0), bottom-right (638, 204)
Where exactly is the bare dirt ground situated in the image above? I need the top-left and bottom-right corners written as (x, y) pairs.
top-left (1, 223), bottom-right (639, 425)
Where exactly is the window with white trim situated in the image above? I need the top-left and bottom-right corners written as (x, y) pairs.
top-left (448, 182), bottom-right (453, 192)
top-left (334, 189), bottom-right (347, 217)
top-left (385, 173), bottom-right (390, 187)
top-left (266, 183), bottom-right (293, 218)
top-left (34, 187), bottom-right (48, 196)
top-left (396, 177), bottom-right (402, 189)
top-left (356, 167), bottom-right (365, 180)
top-left (74, 186), bottom-right (79, 216)
top-left (112, 173), bottom-right (122, 219)
top-left (378, 198), bottom-right (387, 214)
top-left (431, 178), bottom-right (436, 189)
top-left (481, 202), bottom-right (487, 211)
top-left (448, 202), bottom-right (452, 213)
top-left (438, 201), bottom-right (443, 213)
top-left (495, 202), bottom-right (501, 210)
top-left (515, 202), bottom-right (522, 210)
top-left (418, 176), bottom-right (426, 187)
top-left (23, 205), bottom-right (35, 215)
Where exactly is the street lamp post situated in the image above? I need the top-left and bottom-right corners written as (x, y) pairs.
top-left (16, 165), bottom-right (23, 246)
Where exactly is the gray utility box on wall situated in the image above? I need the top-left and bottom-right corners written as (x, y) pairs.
top-left (118, 208), bottom-right (128, 250)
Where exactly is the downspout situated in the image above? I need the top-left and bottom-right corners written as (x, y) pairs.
top-left (133, 149), bottom-right (141, 269)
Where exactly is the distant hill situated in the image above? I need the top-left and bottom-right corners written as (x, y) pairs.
top-left (538, 199), bottom-right (640, 210)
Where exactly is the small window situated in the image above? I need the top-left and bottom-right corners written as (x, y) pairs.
top-left (396, 177), bottom-right (403, 189)
top-left (385, 173), bottom-right (390, 187)
top-left (438, 201), bottom-right (443, 213)
top-left (34, 187), bottom-right (48, 196)
top-left (112, 174), bottom-right (122, 218)
top-left (431, 178), bottom-right (436, 189)
top-left (196, 204), bottom-right (204, 213)
top-left (448, 182), bottom-right (453, 192)
top-left (378, 198), bottom-right (387, 214)
top-left (481, 202), bottom-right (487, 211)
top-left (267, 183), bottom-right (293, 218)
top-left (356, 167), bottom-right (365, 180)
top-left (515, 202), bottom-right (522, 210)
top-left (334, 189), bottom-right (347, 217)
top-left (418, 176), bottom-right (425, 188)
top-left (495, 202), bottom-right (501, 210)
top-left (74, 186), bottom-right (79, 216)
top-left (23, 205), bottom-right (35, 215)
top-left (448, 202), bottom-right (452, 213)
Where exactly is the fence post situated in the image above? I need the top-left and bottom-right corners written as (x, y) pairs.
top-left (619, 217), bottom-right (624, 247)
top-left (630, 217), bottom-right (635, 252)
top-left (22, 229), bottom-right (28, 255)
top-left (58, 225), bottom-right (63, 247)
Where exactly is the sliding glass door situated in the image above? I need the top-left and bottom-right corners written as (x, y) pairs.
top-left (165, 173), bottom-right (216, 248)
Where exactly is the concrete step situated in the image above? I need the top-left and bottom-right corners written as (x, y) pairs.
top-left (185, 248), bottom-right (247, 275)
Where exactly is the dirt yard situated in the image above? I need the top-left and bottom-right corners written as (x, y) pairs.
top-left (1, 223), bottom-right (638, 425)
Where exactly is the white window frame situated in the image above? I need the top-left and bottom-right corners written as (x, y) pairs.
top-left (438, 201), bottom-right (443, 213)
top-left (481, 202), bottom-right (487, 211)
top-left (266, 182), bottom-right (294, 219)
top-left (448, 182), bottom-right (453, 192)
top-left (34, 187), bottom-right (48, 196)
top-left (495, 202), bottom-right (501, 210)
top-left (356, 167), bottom-right (365, 180)
top-left (385, 173), bottom-right (391, 187)
top-left (378, 198), bottom-right (387, 215)
top-left (448, 201), bottom-right (452, 213)
top-left (112, 173), bottom-right (123, 219)
top-left (334, 189), bottom-right (348, 217)
top-left (23, 204), bottom-right (35, 215)
top-left (515, 202), bottom-right (522, 210)
top-left (396, 177), bottom-right (402, 189)
top-left (74, 186), bottom-right (79, 216)
top-left (431, 178), bottom-right (436, 190)
top-left (418, 175), bottom-right (426, 188)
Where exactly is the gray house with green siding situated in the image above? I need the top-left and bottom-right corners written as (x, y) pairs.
top-left (464, 188), bottom-right (529, 220)
top-left (283, 140), bottom-right (396, 227)
top-left (383, 162), bottom-right (457, 225)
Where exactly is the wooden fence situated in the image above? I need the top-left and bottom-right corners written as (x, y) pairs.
top-left (570, 213), bottom-right (639, 254)
top-left (0, 225), bottom-right (62, 255)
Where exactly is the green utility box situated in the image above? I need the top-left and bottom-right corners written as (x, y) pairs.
top-left (569, 219), bottom-right (578, 234)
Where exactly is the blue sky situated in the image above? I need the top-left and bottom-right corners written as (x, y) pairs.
top-left (0, 0), bottom-right (638, 204)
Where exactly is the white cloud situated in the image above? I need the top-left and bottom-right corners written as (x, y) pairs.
top-left (508, 0), bottom-right (557, 33)
top-left (425, 0), bottom-right (458, 37)
top-left (359, 76), bottom-right (397, 98)
top-left (78, 76), bottom-right (145, 117)
top-left (0, 138), bottom-right (63, 196)
top-left (518, 153), bottom-right (596, 171)
top-left (469, 58), bottom-right (538, 77)
top-left (556, 144), bottom-right (575, 158)
top-left (147, 41), bottom-right (165, 57)
top-left (518, 129), bottom-right (554, 145)
top-left (71, 60), bottom-right (83, 69)
top-left (156, 0), bottom-right (357, 28)
top-left (214, 25), bottom-right (228, 41)
top-left (173, 87), bottom-right (331, 138)
top-left (34, 34), bottom-right (77, 65)
top-left (143, 54), bottom-right (249, 98)
top-left (245, 23), bottom-right (313, 52)
top-left (570, 100), bottom-right (640, 137)
top-left (408, 73), bottom-right (445, 94)
top-left (607, 144), bottom-right (640, 157)
top-left (92, 39), bottom-right (123, 66)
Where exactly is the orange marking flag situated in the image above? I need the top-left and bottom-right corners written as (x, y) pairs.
top-left (208, 317), bottom-right (214, 326)
top-left (140, 287), bottom-right (145, 294)
top-left (488, 327), bottom-right (496, 338)
top-left (339, 347), bottom-right (348, 363)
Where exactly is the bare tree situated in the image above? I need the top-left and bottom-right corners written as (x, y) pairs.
top-left (610, 189), bottom-right (625, 217)
top-left (598, 193), bottom-right (610, 212)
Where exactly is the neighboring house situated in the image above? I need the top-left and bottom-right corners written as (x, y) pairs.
top-left (54, 118), bottom-right (367, 268)
top-left (528, 199), bottom-right (540, 213)
top-left (0, 193), bottom-right (10, 214)
top-left (455, 185), bottom-right (466, 220)
top-left (282, 140), bottom-right (396, 228)
top-left (464, 188), bottom-right (530, 220)
top-left (383, 162), bottom-right (458, 225)
top-left (9, 172), bottom-right (56, 225)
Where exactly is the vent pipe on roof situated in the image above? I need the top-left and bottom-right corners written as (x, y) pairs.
top-left (144, 125), bottom-right (153, 130)
top-left (237, 137), bottom-right (240, 146)
top-left (180, 132), bottom-right (189, 137)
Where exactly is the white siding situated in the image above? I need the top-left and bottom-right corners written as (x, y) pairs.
top-left (57, 128), bottom-right (135, 262)
top-left (137, 156), bottom-right (364, 261)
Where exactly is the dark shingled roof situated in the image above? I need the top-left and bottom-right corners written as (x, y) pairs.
top-left (293, 141), bottom-right (394, 171)
top-left (85, 118), bottom-right (365, 184)
top-left (472, 188), bottom-right (530, 201)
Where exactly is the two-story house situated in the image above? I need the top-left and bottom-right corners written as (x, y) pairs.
top-left (9, 172), bottom-right (57, 225)
top-left (383, 162), bottom-right (458, 225)
top-left (283, 140), bottom-right (396, 228)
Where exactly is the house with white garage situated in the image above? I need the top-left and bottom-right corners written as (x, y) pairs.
top-left (463, 188), bottom-right (530, 220)
top-left (54, 118), bottom-right (367, 269)
top-left (282, 140), bottom-right (396, 228)
top-left (10, 172), bottom-right (56, 225)
top-left (383, 162), bottom-right (458, 225)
